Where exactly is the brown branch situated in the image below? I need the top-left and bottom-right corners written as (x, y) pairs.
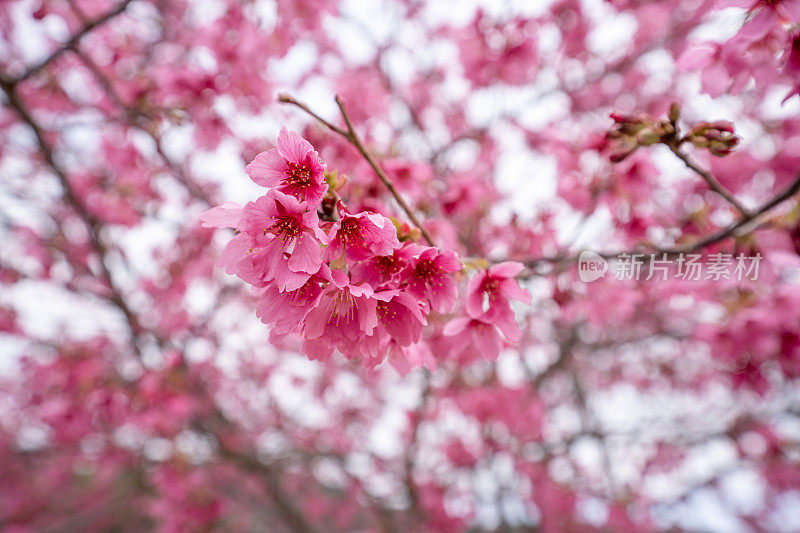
top-left (522, 169), bottom-right (800, 274)
top-left (667, 143), bottom-right (750, 217)
top-left (526, 326), bottom-right (577, 387)
top-left (403, 372), bottom-right (430, 522)
top-left (570, 370), bottom-right (623, 499)
top-left (216, 445), bottom-right (320, 533)
top-left (278, 93), bottom-right (436, 247)
top-left (12, 0), bottom-right (134, 85)
top-left (196, 406), bottom-right (321, 533)
top-left (0, 73), bottom-right (144, 357)
top-left (277, 94), bottom-right (349, 137)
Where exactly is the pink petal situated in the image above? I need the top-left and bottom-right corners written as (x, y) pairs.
top-left (738, 8), bottom-right (775, 41)
top-left (499, 279), bottom-right (532, 304)
top-left (781, 1), bottom-right (800, 21)
top-left (349, 283), bottom-right (374, 298)
top-left (493, 309), bottom-right (522, 343)
top-left (245, 149), bottom-right (287, 188)
top-left (435, 250), bottom-right (462, 273)
top-left (373, 289), bottom-right (400, 302)
top-left (406, 343), bottom-right (436, 372)
top-left (358, 297), bottom-right (378, 335)
top-left (489, 261), bottom-right (525, 278)
top-left (302, 296), bottom-right (335, 339)
top-left (404, 276), bottom-right (428, 300)
top-left (276, 127), bottom-right (314, 163)
top-left (302, 210), bottom-right (326, 240)
top-left (357, 332), bottom-right (384, 360)
top-left (701, 63), bottom-right (731, 98)
top-left (272, 263), bottom-right (312, 292)
top-left (428, 275), bottom-right (458, 314)
top-left (266, 188), bottom-right (306, 214)
top-left (329, 269), bottom-right (350, 289)
top-left (396, 292), bottom-right (426, 324)
top-left (302, 338), bottom-right (333, 361)
top-left (236, 256), bottom-right (266, 287)
top-left (200, 201), bottom-right (242, 228)
top-left (416, 247), bottom-right (438, 262)
top-left (676, 42), bottom-right (717, 70)
top-left (218, 234), bottom-right (250, 275)
top-left (365, 211), bottom-right (388, 229)
top-left (443, 316), bottom-right (470, 336)
top-left (323, 222), bottom-right (344, 262)
top-left (287, 233), bottom-right (322, 274)
top-left (465, 274), bottom-right (487, 318)
top-left (255, 283), bottom-right (279, 310)
top-left (241, 196), bottom-right (277, 237)
top-left (472, 322), bottom-right (502, 361)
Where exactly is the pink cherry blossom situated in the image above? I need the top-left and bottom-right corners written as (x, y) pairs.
top-left (245, 127), bottom-right (328, 206)
top-left (324, 209), bottom-right (400, 262)
top-left (372, 289), bottom-right (427, 346)
top-left (349, 242), bottom-right (420, 288)
top-left (7, 1), bottom-right (800, 530)
top-left (240, 189), bottom-right (327, 291)
top-left (255, 264), bottom-right (332, 335)
top-left (402, 247), bottom-right (462, 314)
top-left (443, 316), bottom-right (505, 361)
top-left (301, 269), bottom-right (378, 359)
top-left (466, 261), bottom-right (531, 340)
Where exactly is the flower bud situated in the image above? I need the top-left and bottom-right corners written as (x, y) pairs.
top-left (708, 140), bottom-right (733, 157)
top-left (689, 121), bottom-right (739, 156)
top-left (636, 128), bottom-right (661, 146)
top-left (708, 120), bottom-right (734, 133)
top-left (658, 119), bottom-right (675, 136)
top-left (668, 102), bottom-right (681, 124)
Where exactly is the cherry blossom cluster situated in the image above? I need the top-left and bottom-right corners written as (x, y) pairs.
top-left (8, 0), bottom-right (800, 529)
top-left (202, 128), bottom-right (530, 367)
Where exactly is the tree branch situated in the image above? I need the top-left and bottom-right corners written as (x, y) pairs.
top-left (667, 143), bottom-right (750, 217)
top-left (278, 93), bottom-right (436, 247)
top-left (0, 73), bottom-right (144, 357)
top-left (11, 0), bottom-right (134, 85)
top-left (522, 170), bottom-right (800, 274)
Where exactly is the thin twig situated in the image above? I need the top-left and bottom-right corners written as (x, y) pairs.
top-left (277, 93), bottom-right (349, 137)
top-left (403, 372), bottom-right (430, 523)
top-left (667, 143), bottom-right (750, 217)
top-left (12, 0), bottom-right (134, 85)
top-left (0, 73), bottom-right (144, 357)
top-left (522, 170), bottom-right (800, 273)
top-left (216, 445), bottom-right (320, 533)
top-left (278, 93), bottom-right (436, 247)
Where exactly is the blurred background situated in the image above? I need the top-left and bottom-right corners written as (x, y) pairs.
top-left (1, 0), bottom-right (800, 531)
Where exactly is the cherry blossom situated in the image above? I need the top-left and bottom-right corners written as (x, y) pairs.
top-left (3, 0), bottom-right (800, 531)
top-left (239, 190), bottom-right (327, 289)
top-left (324, 208), bottom-right (401, 263)
top-left (465, 261), bottom-right (531, 340)
top-left (300, 269), bottom-right (379, 360)
top-left (402, 247), bottom-right (462, 314)
top-left (245, 127), bottom-right (329, 206)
